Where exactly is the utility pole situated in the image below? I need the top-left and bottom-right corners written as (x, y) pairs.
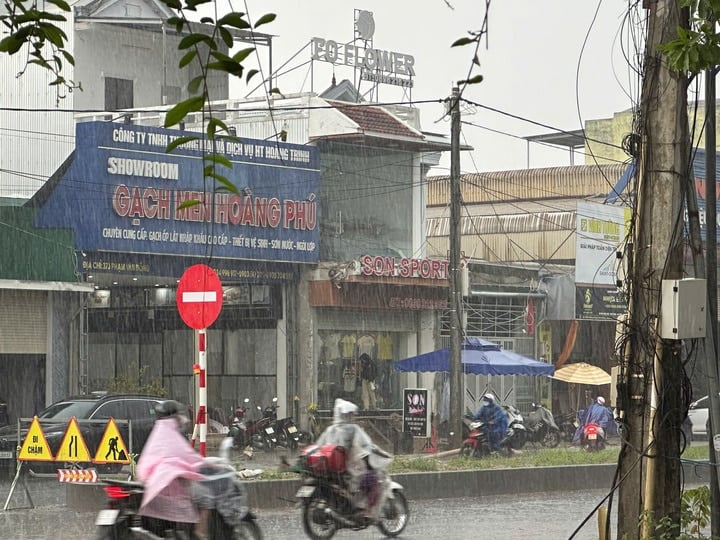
top-left (617, 1), bottom-right (687, 538)
top-left (704, 63), bottom-right (720, 538)
top-left (448, 85), bottom-right (464, 449)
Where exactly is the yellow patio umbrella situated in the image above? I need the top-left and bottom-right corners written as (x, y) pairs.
top-left (552, 362), bottom-right (612, 413)
top-left (552, 362), bottom-right (612, 385)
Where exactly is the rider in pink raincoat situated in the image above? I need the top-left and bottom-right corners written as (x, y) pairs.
top-left (135, 400), bottom-right (205, 524)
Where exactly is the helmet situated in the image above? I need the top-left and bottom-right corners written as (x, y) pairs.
top-left (155, 400), bottom-right (183, 419)
top-left (333, 398), bottom-right (358, 423)
top-left (597, 396), bottom-right (606, 405)
top-left (156, 400), bottom-right (190, 432)
top-left (482, 393), bottom-right (495, 403)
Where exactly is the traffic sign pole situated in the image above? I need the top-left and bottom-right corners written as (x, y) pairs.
top-left (198, 328), bottom-right (207, 457)
top-left (176, 264), bottom-right (223, 458)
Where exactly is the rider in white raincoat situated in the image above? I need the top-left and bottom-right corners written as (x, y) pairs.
top-left (315, 398), bottom-right (392, 518)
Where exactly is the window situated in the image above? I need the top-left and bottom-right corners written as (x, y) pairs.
top-left (126, 399), bottom-right (158, 420)
top-left (92, 400), bottom-right (126, 420)
top-left (162, 85), bottom-right (181, 105)
top-left (105, 77), bottom-right (134, 110)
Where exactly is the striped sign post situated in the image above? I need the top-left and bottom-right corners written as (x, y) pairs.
top-left (176, 264), bottom-right (223, 457)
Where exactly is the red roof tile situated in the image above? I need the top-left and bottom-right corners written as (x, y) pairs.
top-left (328, 101), bottom-right (422, 140)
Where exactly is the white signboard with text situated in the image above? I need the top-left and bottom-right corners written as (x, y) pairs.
top-left (575, 201), bottom-right (631, 286)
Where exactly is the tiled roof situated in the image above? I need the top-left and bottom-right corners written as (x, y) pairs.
top-left (328, 101), bottom-right (423, 140)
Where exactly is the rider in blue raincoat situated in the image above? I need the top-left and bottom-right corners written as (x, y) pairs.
top-left (573, 396), bottom-right (613, 443)
top-left (473, 394), bottom-right (508, 452)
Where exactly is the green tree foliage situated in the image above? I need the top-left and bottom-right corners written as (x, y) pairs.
top-left (0, 0), bottom-right (276, 205)
top-left (658, 0), bottom-right (720, 73)
top-left (0, 0), bottom-right (78, 90)
top-left (104, 365), bottom-right (167, 397)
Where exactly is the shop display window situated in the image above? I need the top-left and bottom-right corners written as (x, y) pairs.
top-left (317, 331), bottom-right (401, 410)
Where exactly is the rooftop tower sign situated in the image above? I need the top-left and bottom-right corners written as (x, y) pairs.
top-left (310, 10), bottom-right (415, 90)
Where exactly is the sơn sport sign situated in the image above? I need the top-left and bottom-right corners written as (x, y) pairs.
top-left (360, 255), bottom-right (449, 280)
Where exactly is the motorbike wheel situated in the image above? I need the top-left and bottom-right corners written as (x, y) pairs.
top-left (510, 430), bottom-right (527, 450)
top-left (302, 494), bottom-right (338, 540)
top-left (233, 519), bottom-right (263, 540)
top-left (377, 490), bottom-right (409, 538)
top-left (542, 429), bottom-right (560, 448)
top-left (461, 443), bottom-right (477, 458)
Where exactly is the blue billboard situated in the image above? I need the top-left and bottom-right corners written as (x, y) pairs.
top-left (35, 122), bottom-right (320, 263)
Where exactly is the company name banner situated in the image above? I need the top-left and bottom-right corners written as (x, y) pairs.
top-left (35, 122), bottom-right (320, 263)
top-left (575, 201), bottom-right (631, 286)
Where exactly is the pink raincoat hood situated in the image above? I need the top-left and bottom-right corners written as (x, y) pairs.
top-left (136, 417), bottom-right (205, 519)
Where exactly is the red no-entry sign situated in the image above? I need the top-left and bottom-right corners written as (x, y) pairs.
top-left (177, 264), bottom-right (223, 329)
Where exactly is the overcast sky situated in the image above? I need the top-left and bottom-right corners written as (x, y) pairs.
top-left (236, 0), bottom-right (641, 175)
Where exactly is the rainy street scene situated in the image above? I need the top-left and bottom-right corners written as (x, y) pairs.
top-left (0, 0), bottom-right (719, 539)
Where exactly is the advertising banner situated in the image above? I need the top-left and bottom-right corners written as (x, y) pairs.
top-left (35, 122), bottom-right (320, 263)
top-left (575, 285), bottom-right (627, 321)
top-left (575, 201), bottom-right (631, 286)
top-left (402, 388), bottom-right (430, 437)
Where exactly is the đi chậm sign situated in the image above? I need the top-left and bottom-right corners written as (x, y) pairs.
top-left (34, 122), bottom-right (320, 263)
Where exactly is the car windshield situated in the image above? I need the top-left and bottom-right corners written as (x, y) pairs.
top-left (39, 400), bottom-right (97, 420)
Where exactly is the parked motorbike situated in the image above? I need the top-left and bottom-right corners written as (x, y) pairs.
top-left (581, 422), bottom-right (606, 451)
top-left (95, 439), bottom-right (262, 539)
top-left (248, 398), bottom-right (279, 452)
top-left (228, 398), bottom-right (254, 456)
top-left (291, 444), bottom-right (409, 539)
top-left (525, 403), bottom-right (561, 448)
top-left (275, 415), bottom-right (302, 450)
top-left (556, 412), bottom-right (578, 443)
top-left (503, 405), bottom-right (528, 450)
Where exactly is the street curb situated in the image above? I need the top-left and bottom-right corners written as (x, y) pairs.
top-left (65, 462), bottom-right (713, 511)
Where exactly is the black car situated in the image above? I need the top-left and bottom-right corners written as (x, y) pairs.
top-left (0, 393), bottom-right (167, 474)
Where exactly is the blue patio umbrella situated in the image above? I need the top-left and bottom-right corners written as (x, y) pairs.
top-left (393, 337), bottom-right (554, 377)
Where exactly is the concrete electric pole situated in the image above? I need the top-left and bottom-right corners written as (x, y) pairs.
top-left (448, 86), bottom-right (464, 449)
top-left (617, 0), bottom-right (688, 537)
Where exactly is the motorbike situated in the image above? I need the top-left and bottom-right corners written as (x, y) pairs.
top-left (228, 397), bottom-right (279, 453)
top-left (461, 419), bottom-right (521, 457)
top-left (248, 398), bottom-right (279, 452)
top-left (554, 412), bottom-right (578, 443)
top-left (275, 415), bottom-right (303, 450)
top-left (581, 421), bottom-right (606, 451)
top-left (291, 444), bottom-right (409, 539)
top-left (503, 405), bottom-right (527, 450)
top-left (228, 399), bottom-right (254, 456)
top-left (95, 439), bottom-right (262, 539)
top-left (525, 403), bottom-right (561, 448)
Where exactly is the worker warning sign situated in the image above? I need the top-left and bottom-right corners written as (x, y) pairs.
top-left (93, 418), bottom-right (130, 464)
top-left (55, 417), bottom-right (91, 462)
top-left (18, 416), bottom-right (54, 461)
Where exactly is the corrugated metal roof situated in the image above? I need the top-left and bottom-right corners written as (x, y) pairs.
top-left (427, 163), bottom-right (628, 206)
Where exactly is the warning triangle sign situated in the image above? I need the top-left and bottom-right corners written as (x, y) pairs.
top-left (55, 417), bottom-right (91, 462)
top-left (93, 418), bottom-right (130, 464)
top-left (18, 416), bottom-right (54, 462)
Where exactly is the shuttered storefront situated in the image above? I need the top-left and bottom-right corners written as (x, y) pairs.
top-left (0, 290), bottom-right (47, 354)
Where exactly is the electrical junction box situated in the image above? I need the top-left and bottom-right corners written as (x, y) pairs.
top-left (660, 278), bottom-right (706, 339)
